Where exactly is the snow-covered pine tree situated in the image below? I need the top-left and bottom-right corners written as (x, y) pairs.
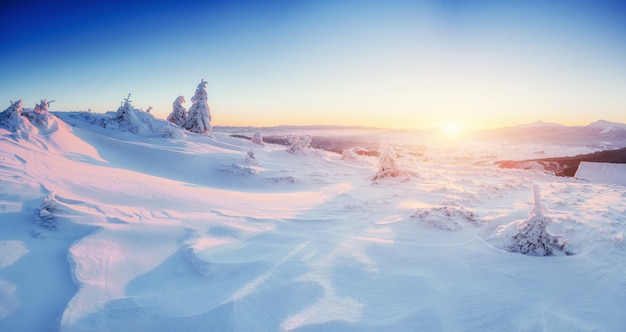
top-left (183, 80), bottom-right (212, 134)
top-left (508, 185), bottom-right (572, 256)
top-left (373, 142), bottom-right (401, 181)
top-left (168, 95), bottom-right (187, 126)
top-left (0, 99), bottom-right (26, 131)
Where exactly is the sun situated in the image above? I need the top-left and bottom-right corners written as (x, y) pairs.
top-left (440, 122), bottom-right (463, 138)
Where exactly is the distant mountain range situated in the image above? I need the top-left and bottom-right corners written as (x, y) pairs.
top-left (223, 120), bottom-right (626, 150)
top-left (227, 120), bottom-right (626, 158)
top-left (471, 120), bottom-right (626, 149)
top-left (486, 120), bottom-right (626, 176)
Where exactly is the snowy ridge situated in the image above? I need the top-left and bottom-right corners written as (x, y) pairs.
top-left (587, 119), bottom-right (626, 134)
top-left (1, 112), bottom-right (626, 331)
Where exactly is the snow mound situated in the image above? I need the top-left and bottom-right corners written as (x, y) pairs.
top-left (0, 100), bottom-right (58, 136)
top-left (341, 147), bottom-right (369, 163)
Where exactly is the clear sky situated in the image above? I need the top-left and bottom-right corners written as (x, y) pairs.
top-left (2, 0), bottom-right (625, 130)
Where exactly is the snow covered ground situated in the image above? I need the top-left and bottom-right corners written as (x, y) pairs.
top-left (575, 161), bottom-right (626, 186)
top-left (1, 110), bottom-right (625, 331)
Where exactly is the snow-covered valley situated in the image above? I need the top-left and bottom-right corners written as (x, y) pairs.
top-left (1, 106), bottom-right (625, 331)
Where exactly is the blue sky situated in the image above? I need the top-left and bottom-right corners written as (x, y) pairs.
top-left (2, 0), bottom-right (625, 129)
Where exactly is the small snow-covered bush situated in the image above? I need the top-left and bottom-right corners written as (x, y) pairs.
top-left (0, 100), bottom-right (25, 132)
top-left (245, 149), bottom-right (258, 165)
top-left (266, 176), bottom-right (296, 184)
top-left (36, 192), bottom-right (58, 230)
top-left (507, 185), bottom-right (572, 256)
top-left (219, 163), bottom-right (258, 177)
top-left (251, 130), bottom-right (264, 145)
top-left (22, 99), bottom-right (54, 128)
top-left (411, 206), bottom-right (480, 231)
top-left (287, 135), bottom-right (312, 154)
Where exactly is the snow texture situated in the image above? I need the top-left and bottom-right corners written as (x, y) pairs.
top-left (1, 112), bottom-right (625, 332)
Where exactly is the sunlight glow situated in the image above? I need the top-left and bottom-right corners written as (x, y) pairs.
top-left (439, 122), bottom-right (464, 139)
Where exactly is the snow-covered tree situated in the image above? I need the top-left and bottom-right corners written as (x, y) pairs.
top-left (341, 147), bottom-right (366, 163)
top-left (23, 99), bottom-right (54, 127)
top-left (109, 93), bottom-right (155, 134)
top-left (36, 191), bottom-right (58, 230)
top-left (245, 149), bottom-right (258, 165)
top-left (508, 185), bottom-right (572, 256)
top-left (115, 94), bottom-right (134, 119)
top-left (183, 80), bottom-right (211, 134)
top-left (373, 142), bottom-right (401, 181)
top-left (0, 99), bottom-right (26, 131)
top-left (251, 129), bottom-right (264, 145)
top-left (168, 95), bottom-right (187, 127)
top-left (33, 99), bottom-right (53, 113)
top-left (287, 135), bottom-right (312, 154)
top-left (146, 105), bottom-right (153, 114)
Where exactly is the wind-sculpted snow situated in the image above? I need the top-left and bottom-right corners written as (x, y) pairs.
top-left (1, 114), bottom-right (626, 331)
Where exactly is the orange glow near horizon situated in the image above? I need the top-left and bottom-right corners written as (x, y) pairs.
top-left (192, 110), bottom-right (619, 131)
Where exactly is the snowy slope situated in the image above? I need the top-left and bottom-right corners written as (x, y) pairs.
top-left (575, 161), bottom-right (626, 186)
top-left (1, 112), bottom-right (625, 331)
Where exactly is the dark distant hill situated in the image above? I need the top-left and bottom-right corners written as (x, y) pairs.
top-left (496, 147), bottom-right (626, 177)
